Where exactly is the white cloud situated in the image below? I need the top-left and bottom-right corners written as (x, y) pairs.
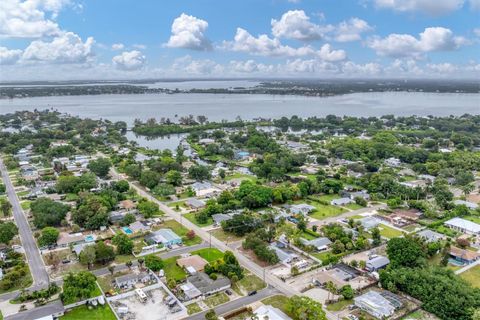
top-left (171, 55), bottom-right (223, 75)
top-left (470, 0), bottom-right (480, 10)
top-left (271, 10), bottom-right (330, 41)
top-left (386, 58), bottom-right (423, 74)
top-left (426, 62), bottom-right (458, 73)
top-left (111, 43), bottom-right (124, 50)
top-left (165, 13), bottom-right (212, 51)
top-left (335, 18), bottom-right (373, 42)
top-left (224, 27), bottom-right (315, 57)
top-left (0, 0), bottom-right (71, 38)
top-left (367, 27), bottom-right (466, 58)
top-left (22, 32), bottom-right (94, 63)
top-left (229, 60), bottom-right (275, 73)
top-left (284, 58), bottom-right (339, 74)
top-left (133, 44), bottom-right (146, 50)
top-left (317, 44), bottom-right (347, 61)
top-left (112, 50), bottom-right (145, 71)
top-left (0, 46), bottom-right (23, 65)
top-left (372, 0), bottom-right (465, 15)
top-left (342, 61), bottom-right (382, 75)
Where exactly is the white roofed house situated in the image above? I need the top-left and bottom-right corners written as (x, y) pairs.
top-left (288, 203), bottom-right (316, 215)
top-left (444, 217), bottom-right (480, 235)
top-left (365, 255), bottom-right (390, 272)
top-left (185, 198), bottom-right (206, 211)
top-left (190, 182), bottom-right (220, 198)
top-left (416, 229), bottom-right (446, 243)
top-left (453, 200), bottom-right (479, 210)
top-left (253, 305), bottom-right (292, 320)
top-left (331, 198), bottom-right (354, 206)
top-left (354, 291), bottom-right (402, 319)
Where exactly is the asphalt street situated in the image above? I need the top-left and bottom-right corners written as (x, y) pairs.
top-left (0, 158), bottom-right (49, 290)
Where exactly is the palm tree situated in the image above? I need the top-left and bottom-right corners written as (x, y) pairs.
top-left (126, 261), bottom-right (133, 270)
top-left (138, 258), bottom-right (144, 270)
top-left (108, 266), bottom-right (115, 276)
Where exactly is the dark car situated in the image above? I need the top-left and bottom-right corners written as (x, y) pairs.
top-left (248, 290), bottom-right (257, 296)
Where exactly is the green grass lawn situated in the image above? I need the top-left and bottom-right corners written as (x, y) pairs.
top-left (114, 254), bottom-right (134, 264)
top-left (317, 194), bottom-right (341, 202)
top-left (163, 256), bottom-right (187, 282)
top-left (204, 292), bottom-right (229, 308)
top-left (459, 265), bottom-right (480, 288)
top-left (168, 200), bottom-right (186, 209)
top-left (184, 212), bottom-right (213, 227)
top-left (261, 295), bottom-right (290, 315)
top-left (345, 203), bottom-right (364, 210)
top-left (191, 248), bottom-right (224, 263)
top-left (224, 173), bottom-right (256, 182)
top-left (300, 230), bottom-right (320, 240)
top-left (20, 200), bottom-right (31, 210)
top-left (465, 216), bottom-right (480, 224)
top-left (210, 229), bottom-right (244, 242)
top-left (308, 203), bottom-right (346, 220)
top-left (233, 274), bottom-right (266, 294)
top-left (326, 299), bottom-right (352, 311)
top-left (186, 302), bottom-right (202, 315)
top-left (61, 305), bottom-right (116, 320)
top-left (161, 219), bottom-right (202, 246)
top-left (378, 224), bottom-right (405, 239)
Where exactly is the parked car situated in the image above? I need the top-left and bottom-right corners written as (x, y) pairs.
top-left (248, 290), bottom-right (257, 296)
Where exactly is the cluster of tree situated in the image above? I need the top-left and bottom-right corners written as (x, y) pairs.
top-left (204, 251), bottom-right (244, 281)
top-left (87, 157), bottom-right (112, 178)
top-left (112, 233), bottom-right (134, 255)
top-left (15, 283), bottom-right (59, 304)
top-left (61, 271), bottom-right (98, 304)
top-left (0, 198), bottom-right (12, 217)
top-left (322, 223), bottom-right (369, 254)
top-left (79, 241), bottom-right (115, 268)
top-left (137, 198), bottom-right (161, 218)
top-left (285, 295), bottom-right (327, 320)
top-left (145, 255), bottom-right (164, 272)
top-left (242, 229), bottom-right (279, 265)
top-left (38, 227), bottom-right (60, 247)
top-left (0, 262), bottom-right (29, 290)
top-left (0, 221), bottom-right (18, 244)
top-left (56, 172), bottom-right (97, 194)
top-left (30, 197), bottom-right (70, 229)
top-left (221, 213), bottom-right (262, 236)
top-left (72, 193), bottom-right (109, 230)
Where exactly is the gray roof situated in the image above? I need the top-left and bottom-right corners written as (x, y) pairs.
top-left (301, 237), bottom-right (332, 248)
top-left (445, 217), bottom-right (480, 233)
top-left (5, 300), bottom-right (64, 320)
top-left (115, 272), bottom-right (150, 285)
top-left (416, 229), bottom-right (446, 243)
top-left (185, 198), bottom-right (206, 208)
top-left (212, 213), bottom-right (233, 224)
top-left (366, 256), bottom-right (390, 269)
top-left (359, 216), bottom-right (380, 229)
top-left (331, 198), bottom-right (354, 206)
top-left (187, 272), bottom-right (231, 294)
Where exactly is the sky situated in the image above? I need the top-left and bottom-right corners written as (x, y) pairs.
top-left (0, 0), bottom-right (479, 81)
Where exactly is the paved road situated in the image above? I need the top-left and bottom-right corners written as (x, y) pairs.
top-left (0, 158), bottom-right (49, 289)
top-left (109, 167), bottom-right (296, 299)
top-left (188, 286), bottom-right (279, 320)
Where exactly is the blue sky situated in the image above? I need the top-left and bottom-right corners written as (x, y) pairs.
top-left (0, 0), bottom-right (479, 80)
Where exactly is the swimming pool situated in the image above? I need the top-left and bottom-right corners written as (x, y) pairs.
top-left (85, 235), bottom-right (95, 242)
top-left (122, 227), bottom-right (133, 235)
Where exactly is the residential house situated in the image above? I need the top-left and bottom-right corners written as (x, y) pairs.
top-left (57, 232), bottom-right (85, 248)
top-left (288, 203), bottom-right (316, 215)
top-left (185, 272), bottom-right (231, 297)
top-left (331, 198), bottom-right (354, 206)
top-left (253, 305), bottom-right (292, 320)
top-left (416, 229), bottom-right (446, 243)
top-left (269, 244), bottom-right (298, 264)
top-left (300, 237), bottom-right (332, 251)
top-left (212, 213), bottom-right (233, 226)
top-left (359, 216), bottom-right (380, 230)
top-left (191, 182), bottom-right (220, 198)
top-left (354, 291), bottom-right (402, 319)
top-left (340, 190), bottom-right (370, 200)
top-left (366, 256), bottom-right (390, 272)
top-left (145, 228), bottom-right (182, 246)
top-left (453, 200), bottom-right (479, 210)
top-left (449, 246), bottom-right (480, 265)
top-left (185, 198), bottom-right (206, 210)
top-left (384, 157), bottom-right (401, 167)
top-left (115, 272), bottom-right (152, 289)
top-left (176, 255), bottom-right (208, 274)
top-left (274, 211), bottom-right (290, 223)
top-left (72, 242), bottom-right (95, 256)
top-left (118, 200), bottom-right (136, 211)
top-left (128, 221), bottom-right (149, 234)
top-left (444, 217), bottom-right (480, 235)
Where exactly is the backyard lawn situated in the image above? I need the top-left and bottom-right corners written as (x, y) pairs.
top-left (161, 219), bottom-right (202, 246)
top-left (378, 224), bottom-right (405, 239)
top-left (184, 212), bottom-right (213, 227)
top-left (326, 299), bottom-right (352, 311)
top-left (459, 265), bottom-right (480, 288)
top-left (163, 256), bottom-right (187, 282)
top-left (61, 305), bottom-right (116, 320)
top-left (204, 292), bottom-right (229, 308)
top-left (191, 248), bottom-right (224, 263)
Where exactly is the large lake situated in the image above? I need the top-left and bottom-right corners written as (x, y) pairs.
top-left (1, 92), bottom-right (478, 150)
top-left (0, 92), bottom-right (478, 125)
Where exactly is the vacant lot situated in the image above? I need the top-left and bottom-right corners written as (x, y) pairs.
top-left (191, 248), bottom-right (224, 263)
top-left (61, 305), bottom-right (116, 320)
top-left (204, 292), bottom-right (229, 308)
top-left (163, 256), bottom-right (187, 282)
top-left (378, 224), bottom-right (404, 239)
top-left (184, 212), bottom-right (213, 227)
top-left (459, 265), bottom-right (480, 288)
top-left (261, 295), bottom-right (290, 314)
top-left (160, 219), bottom-right (202, 246)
